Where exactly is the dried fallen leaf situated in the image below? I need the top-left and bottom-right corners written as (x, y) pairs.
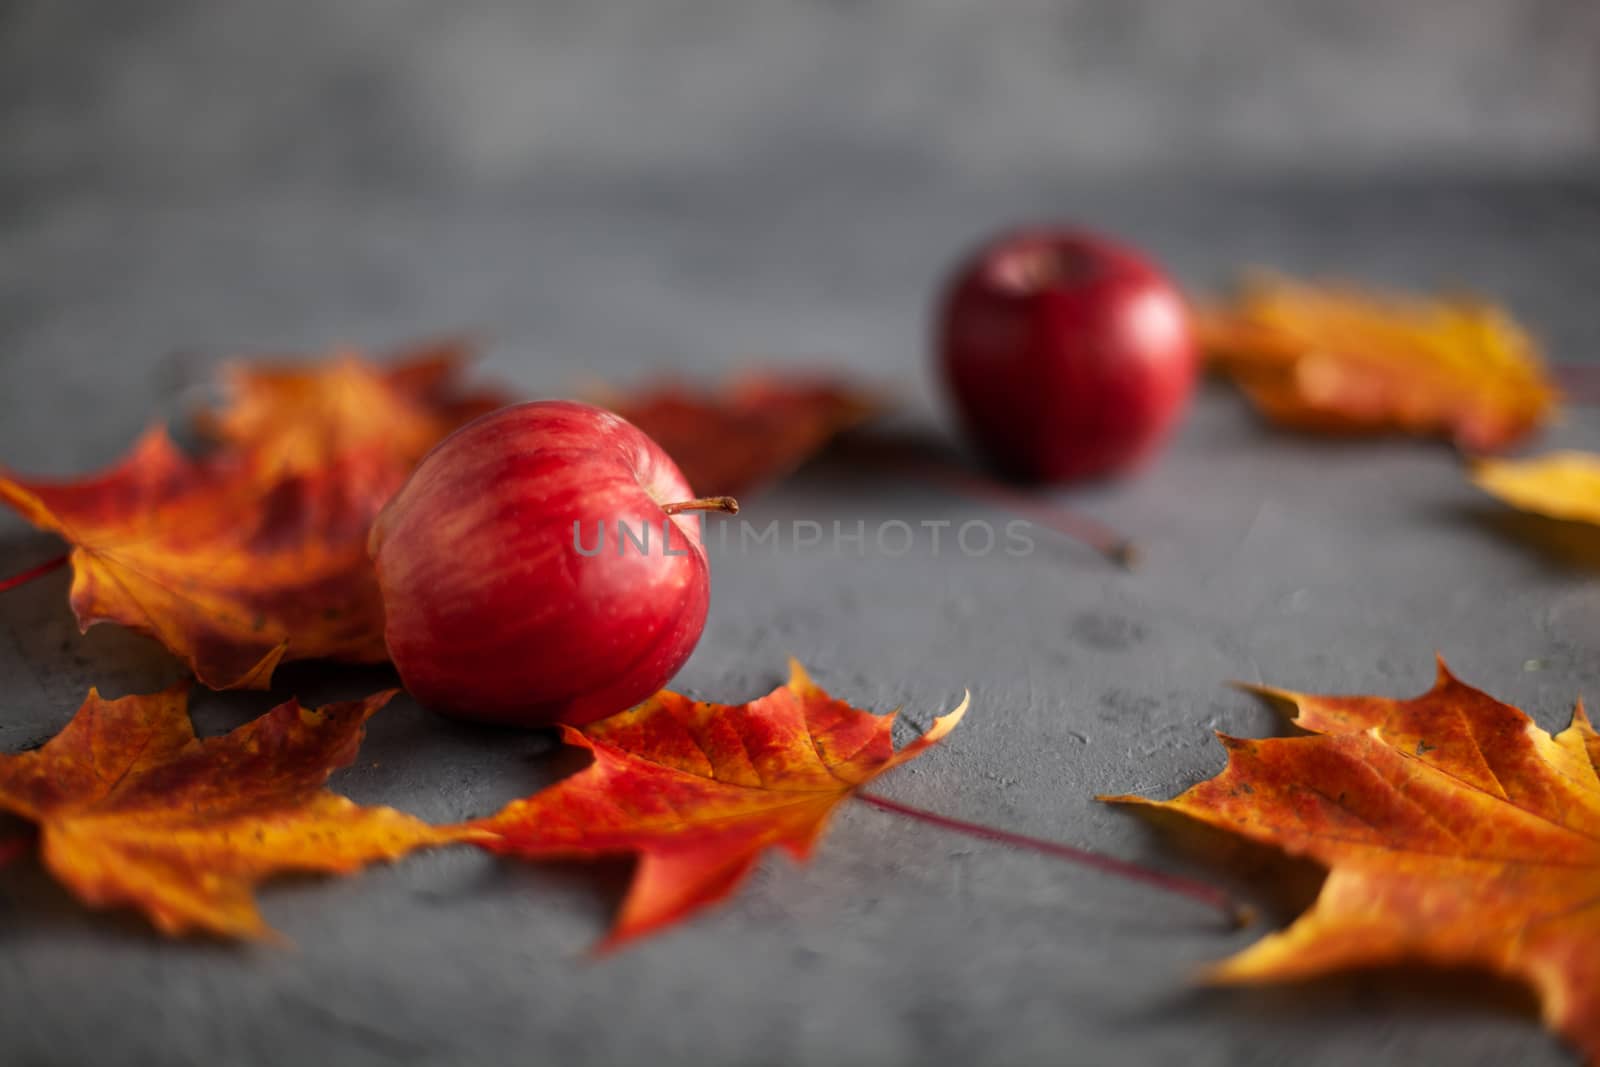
top-left (0, 342), bottom-right (510, 686)
top-left (1473, 451), bottom-right (1600, 527)
top-left (599, 374), bottom-right (881, 496)
top-left (1199, 275), bottom-right (1556, 450)
top-left (0, 429), bottom-right (389, 688)
top-left (197, 338), bottom-right (510, 507)
top-left (0, 684), bottom-right (468, 939)
top-left (471, 659), bottom-right (966, 948)
top-left (1105, 660), bottom-right (1600, 1063)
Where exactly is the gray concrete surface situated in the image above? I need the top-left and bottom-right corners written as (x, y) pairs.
top-left (6, 0), bottom-right (1600, 186)
top-left (3, 172), bottom-right (1598, 1067)
top-left (4, 3), bottom-right (1600, 1065)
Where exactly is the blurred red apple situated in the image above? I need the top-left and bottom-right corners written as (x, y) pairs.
top-left (937, 227), bottom-right (1197, 483)
top-left (369, 400), bottom-right (735, 728)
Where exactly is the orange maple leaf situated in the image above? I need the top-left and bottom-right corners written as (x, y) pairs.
top-left (598, 373), bottom-right (881, 496)
top-left (471, 660), bottom-right (966, 948)
top-left (0, 685), bottom-right (470, 939)
top-left (0, 342), bottom-right (510, 686)
top-left (0, 429), bottom-right (389, 688)
top-left (1199, 275), bottom-right (1556, 450)
top-left (197, 338), bottom-right (511, 507)
top-left (1105, 660), bottom-right (1600, 1063)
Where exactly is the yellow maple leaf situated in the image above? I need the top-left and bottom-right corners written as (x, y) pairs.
top-left (0, 685), bottom-right (479, 939)
top-left (1473, 451), bottom-right (1600, 526)
top-left (1200, 274), bottom-right (1556, 450)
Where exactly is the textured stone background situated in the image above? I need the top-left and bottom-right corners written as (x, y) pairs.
top-left (4, 0), bottom-right (1599, 189)
top-left (1, 3), bottom-right (1599, 1065)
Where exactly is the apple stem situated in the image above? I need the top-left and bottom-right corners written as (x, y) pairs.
top-left (854, 790), bottom-right (1242, 924)
top-left (0, 553), bottom-right (69, 594)
top-left (662, 496), bottom-right (741, 516)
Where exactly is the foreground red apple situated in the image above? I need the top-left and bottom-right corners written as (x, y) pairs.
top-left (937, 227), bottom-right (1197, 483)
top-left (369, 400), bottom-right (736, 727)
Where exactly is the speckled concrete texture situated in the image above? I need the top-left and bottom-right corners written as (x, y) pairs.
top-left (2, 3), bottom-right (1599, 1064)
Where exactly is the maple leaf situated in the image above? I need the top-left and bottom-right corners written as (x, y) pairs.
top-left (1199, 275), bottom-right (1556, 450)
top-left (0, 684), bottom-right (470, 939)
top-left (1472, 451), bottom-right (1600, 527)
top-left (598, 374), bottom-right (881, 496)
top-left (1, 342), bottom-right (511, 685)
top-left (1104, 660), bottom-right (1600, 1063)
top-left (0, 428), bottom-right (389, 688)
top-left (196, 338), bottom-right (511, 508)
top-left (471, 660), bottom-right (966, 948)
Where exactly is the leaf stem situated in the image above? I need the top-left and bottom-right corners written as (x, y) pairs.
top-left (662, 496), bottom-right (741, 516)
top-left (1552, 364), bottom-right (1600, 406)
top-left (0, 553), bottom-right (68, 594)
top-left (845, 435), bottom-right (1135, 567)
top-left (855, 790), bottom-right (1241, 923)
top-left (903, 459), bottom-right (1136, 568)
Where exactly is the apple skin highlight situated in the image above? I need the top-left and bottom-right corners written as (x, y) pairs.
top-left (938, 227), bottom-right (1198, 485)
top-left (370, 400), bottom-right (718, 727)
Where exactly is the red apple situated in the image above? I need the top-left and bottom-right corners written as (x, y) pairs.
top-left (368, 400), bottom-right (736, 727)
top-left (937, 227), bottom-right (1197, 483)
